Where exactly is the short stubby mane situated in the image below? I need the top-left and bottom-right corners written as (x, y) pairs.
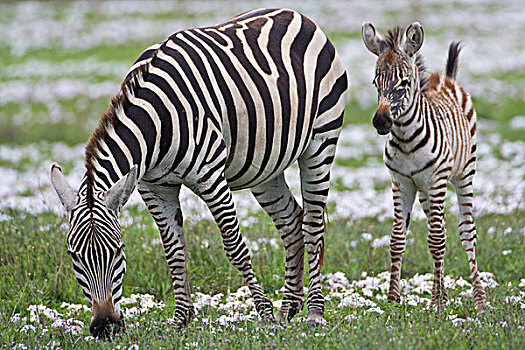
top-left (382, 26), bottom-right (430, 92)
top-left (84, 64), bottom-right (151, 208)
top-left (384, 26), bottom-right (404, 51)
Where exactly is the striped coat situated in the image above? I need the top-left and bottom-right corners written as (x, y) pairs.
top-left (362, 22), bottom-right (486, 313)
top-left (51, 8), bottom-right (348, 337)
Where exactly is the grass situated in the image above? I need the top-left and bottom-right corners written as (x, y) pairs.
top-left (1, 2), bottom-right (524, 349)
top-left (1, 207), bottom-right (524, 349)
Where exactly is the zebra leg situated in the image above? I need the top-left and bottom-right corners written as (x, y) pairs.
top-left (452, 174), bottom-right (486, 312)
top-left (425, 185), bottom-right (449, 313)
top-left (138, 183), bottom-right (195, 327)
top-left (298, 137), bottom-right (339, 326)
top-left (194, 175), bottom-right (275, 324)
top-left (251, 174), bottom-right (305, 323)
top-left (419, 192), bottom-right (431, 218)
top-left (388, 179), bottom-right (417, 303)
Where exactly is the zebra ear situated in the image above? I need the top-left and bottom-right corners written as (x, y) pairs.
top-left (362, 22), bottom-right (385, 56)
top-left (104, 165), bottom-right (138, 213)
top-left (404, 22), bottom-right (424, 56)
top-left (50, 163), bottom-right (77, 212)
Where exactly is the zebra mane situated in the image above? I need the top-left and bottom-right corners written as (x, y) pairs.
top-left (382, 26), bottom-right (430, 92)
top-left (415, 53), bottom-right (429, 92)
top-left (84, 64), bottom-right (150, 208)
top-left (383, 26), bottom-right (404, 51)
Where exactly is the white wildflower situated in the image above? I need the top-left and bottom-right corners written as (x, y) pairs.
top-left (364, 307), bottom-right (384, 315)
top-left (371, 235), bottom-right (390, 248)
top-left (361, 233), bottom-right (373, 241)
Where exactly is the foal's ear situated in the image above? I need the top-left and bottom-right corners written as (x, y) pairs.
top-left (362, 22), bottom-right (386, 56)
top-left (50, 163), bottom-right (77, 212)
top-left (404, 22), bottom-right (424, 56)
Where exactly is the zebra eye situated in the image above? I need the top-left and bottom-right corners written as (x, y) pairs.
top-left (399, 79), bottom-right (410, 88)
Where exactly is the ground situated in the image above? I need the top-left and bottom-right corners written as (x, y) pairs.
top-left (1, 1), bottom-right (524, 349)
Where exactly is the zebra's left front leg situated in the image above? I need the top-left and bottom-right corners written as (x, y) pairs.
top-left (138, 183), bottom-right (195, 328)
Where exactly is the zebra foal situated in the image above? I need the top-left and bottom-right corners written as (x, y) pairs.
top-left (362, 22), bottom-right (486, 312)
top-left (50, 8), bottom-right (348, 337)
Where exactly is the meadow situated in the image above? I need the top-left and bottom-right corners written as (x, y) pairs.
top-left (1, 1), bottom-right (524, 349)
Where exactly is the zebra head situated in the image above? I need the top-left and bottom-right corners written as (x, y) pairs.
top-left (50, 163), bottom-right (137, 338)
top-left (362, 22), bottom-right (424, 135)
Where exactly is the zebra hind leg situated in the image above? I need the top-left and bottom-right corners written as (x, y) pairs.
top-left (195, 174), bottom-right (276, 324)
top-left (298, 135), bottom-right (340, 327)
top-left (452, 174), bottom-right (486, 313)
top-left (138, 183), bottom-right (195, 328)
top-left (251, 173), bottom-right (305, 323)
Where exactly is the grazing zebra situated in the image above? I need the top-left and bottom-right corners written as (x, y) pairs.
top-left (50, 8), bottom-right (348, 337)
top-left (361, 22), bottom-right (486, 312)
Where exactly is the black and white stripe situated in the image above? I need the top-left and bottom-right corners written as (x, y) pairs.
top-left (362, 22), bottom-right (486, 313)
top-left (52, 8), bottom-right (348, 334)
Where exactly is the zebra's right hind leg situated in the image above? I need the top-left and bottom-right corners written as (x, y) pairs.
top-left (251, 173), bottom-right (305, 323)
top-left (452, 171), bottom-right (486, 312)
top-left (138, 182), bottom-right (195, 328)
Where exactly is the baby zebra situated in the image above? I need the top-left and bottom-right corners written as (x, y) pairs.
top-left (361, 22), bottom-right (486, 313)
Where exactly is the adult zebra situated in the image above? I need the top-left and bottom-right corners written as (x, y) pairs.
top-left (362, 22), bottom-right (486, 313)
top-left (51, 8), bottom-right (348, 337)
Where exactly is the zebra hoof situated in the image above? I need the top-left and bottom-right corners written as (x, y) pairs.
top-left (173, 308), bottom-right (195, 331)
top-left (431, 301), bottom-right (447, 314)
top-left (276, 299), bottom-right (302, 324)
top-left (476, 304), bottom-right (487, 316)
top-left (306, 311), bottom-right (326, 328)
top-left (387, 295), bottom-right (401, 303)
top-left (261, 315), bottom-right (278, 327)
top-left (275, 310), bottom-right (286, 324)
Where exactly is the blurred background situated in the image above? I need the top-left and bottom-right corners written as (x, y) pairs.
top-left (1, 0), bottom-right (524, 219)
top-left (1, 3), bottom-right (524, 347)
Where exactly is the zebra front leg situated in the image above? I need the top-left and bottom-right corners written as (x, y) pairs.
top-left (425, 186), bottom-right (448, 313)
top-left (195, 175), bottom-right (275, 324)
top-left (138, 183), bottom-right (195, 328)
top-left (251, 174), bottom-right (305, 323)
top-left (388, 179), bottom-right (416, 303)
top-left (452, 174), bottom-right (486, 312)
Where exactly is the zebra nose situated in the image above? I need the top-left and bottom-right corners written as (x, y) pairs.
top-left (90, 298), bottom-right (123, 338)
top-left (373, 110), bottom-right (393, 135)
top-left (89, 315), bottom-right (124, 338)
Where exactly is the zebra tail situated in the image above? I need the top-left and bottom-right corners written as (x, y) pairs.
top-left (445, 41), bottom-right (463, 80)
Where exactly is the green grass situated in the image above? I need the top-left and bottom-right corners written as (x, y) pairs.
top-left (1, 207), bottom-right (524, 349)
top-left (1, 3), bottom-right (524, 348)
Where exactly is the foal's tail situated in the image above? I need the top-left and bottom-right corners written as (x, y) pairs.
top-left (445, 41), bottom-right (463, 80)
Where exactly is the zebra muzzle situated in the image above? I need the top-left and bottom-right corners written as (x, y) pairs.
top-left (373, 108), bottom-right (393, 135)
top-left (90, 299), bottom-right (124, 338)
